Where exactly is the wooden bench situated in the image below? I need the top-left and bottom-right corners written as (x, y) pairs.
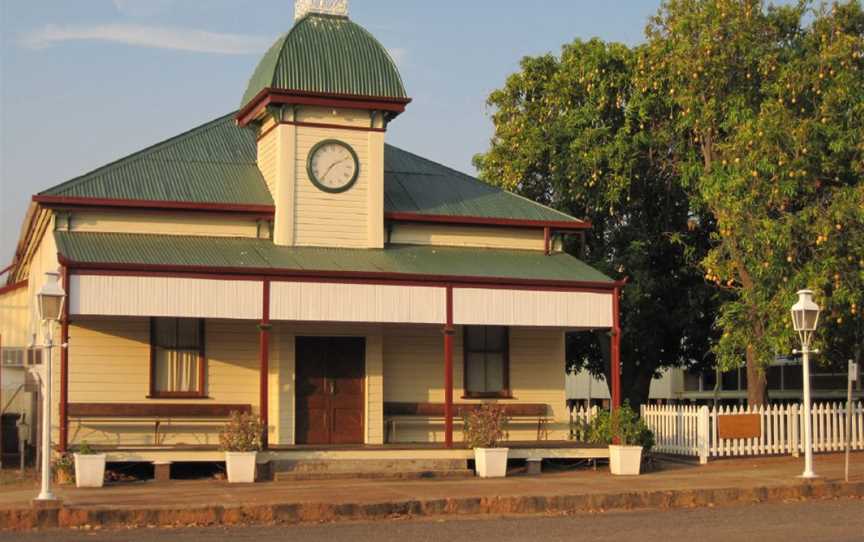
top-left (68, 403), bottom-right (252, 445)
top-left (384, 402), bottom-right (550, 443)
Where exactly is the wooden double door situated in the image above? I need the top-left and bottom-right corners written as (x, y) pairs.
top-left (295, 337), bottom-right (365, 445)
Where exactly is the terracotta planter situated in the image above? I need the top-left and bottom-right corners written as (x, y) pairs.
top-left (225, 451), bottom-right (257, 483)
top-left (474, 447), bottom-right (509, 478)
top-left (74, 453), bottom-right (107, 488)
top-left (609, 444), bottom-right (643, 475)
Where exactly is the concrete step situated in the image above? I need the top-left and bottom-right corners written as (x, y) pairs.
top-left (271, 458), bottom-right (472, 481)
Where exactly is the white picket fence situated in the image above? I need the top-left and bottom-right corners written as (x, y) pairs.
top-left (641, 402), bottom-right (864, 464)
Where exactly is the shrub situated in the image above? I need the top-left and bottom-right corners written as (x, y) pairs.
top-left (76, 441), bottom-right (98, 455)
top-left (218, 411), bottom-right (264, 452)
top-left (587, 402), bottom-right (654, 451)
top-left (52, 448), bottom-right (75, 485)
top-left (463, 404), bottom-right (508, 449)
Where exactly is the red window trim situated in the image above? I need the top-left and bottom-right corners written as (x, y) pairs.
top-left (462, 326), bottom-right (511, 399)
top-left (149, 317), bottom-right (207, 399)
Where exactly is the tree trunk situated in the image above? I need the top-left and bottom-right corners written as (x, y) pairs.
top-left (622, 363), bottom-right (654, 412)
top-left (745, 344), bottom-right (768, 406)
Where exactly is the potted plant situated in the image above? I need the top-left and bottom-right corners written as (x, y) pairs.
top-left (73, 441), bottom-right (107, 487)
top-left (463, 404), bottom-right (509, 478)
top-left (588, 402), bottom-right (654, 476)
top-left (218, 411), bottom-right (264, 483)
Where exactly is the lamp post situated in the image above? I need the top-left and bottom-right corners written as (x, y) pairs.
top-left (35, 270), bottom-right (66, 502)
top-left (790, 289), bottom-right (821, 479)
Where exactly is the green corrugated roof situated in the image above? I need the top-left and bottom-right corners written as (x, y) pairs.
top-left (56, 232), bottom-right (612, 284)
top-left (39, 111), bottom-right (583, 224)
top-left (39, 113), bottom-right (273, 206)
top-left (240, 14), bottom-right (407, 109)
top-left (383, 146), bottom-right (581, 223)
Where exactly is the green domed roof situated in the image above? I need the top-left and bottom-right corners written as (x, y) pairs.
top-left (240, 13), bottom-right (407, 109)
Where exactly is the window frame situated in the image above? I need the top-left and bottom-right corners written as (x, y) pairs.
top-left (462, 325), bottom-right (511, 399)
top-left (148, 317), bottom-right (207, 399)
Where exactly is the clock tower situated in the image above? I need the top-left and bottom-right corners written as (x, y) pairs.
top-left (237, 0), bottom-right (409, 248)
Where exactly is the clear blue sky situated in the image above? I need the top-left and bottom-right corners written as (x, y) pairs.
top-left (0, 0), bottom-right (662, 264)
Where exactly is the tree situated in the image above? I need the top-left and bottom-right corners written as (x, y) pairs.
top-left (641, 0), bottom-right (864, 403)
top-left (474, 39), bottom-right (719, 409)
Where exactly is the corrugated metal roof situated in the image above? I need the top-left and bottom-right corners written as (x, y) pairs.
top-left (383, 146), bottom-right (581, 223)
top-left (56, 232), bottom-right (612, 284)
top-left (40, 113), bottom-right (273, 205)
top-left (39, 111), bottom-right (583, 224)
top-left (240, 14), bottom-right (407, 109)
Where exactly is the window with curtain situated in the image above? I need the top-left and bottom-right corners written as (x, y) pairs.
top-left (464, 326), bottom-right (509, 397)
top-left (151, 318), bottom-right (204, 397)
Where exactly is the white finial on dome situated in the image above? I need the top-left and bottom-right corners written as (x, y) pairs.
top-left (295, 0), bottom-right (349, 21)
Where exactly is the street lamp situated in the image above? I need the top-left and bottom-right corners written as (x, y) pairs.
top-left (35, 270), bottom-right (65, 502)
top-left (790, 289), bottom-right (820, 479)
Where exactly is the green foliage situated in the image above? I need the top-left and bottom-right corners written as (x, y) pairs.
top-left (587, 403), bottom-right (655, 450)
top-left (475, 37), bottom-right (720, 407)
top-left (218, 411), bottom-right (264, 452)
top-left (477, 0), bottom-right (864, 404)
top-left (463, 405), bottom-right (508, 449)
top-left (52, 447), bottom-right (75, 484)
top-left (641, 0), bottom-right (864, 399)
top-left (76, 441), bottom-right (98, 455)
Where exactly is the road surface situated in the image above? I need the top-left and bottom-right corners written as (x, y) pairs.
top-left (2, 497), bottom-right (862, 541)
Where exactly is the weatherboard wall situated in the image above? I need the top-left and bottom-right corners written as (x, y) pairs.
top-left (382, 325), bottom-right (569, 443)
top-left (67, 211), bottom-right (260, 238)
top-left (62, 318), bottom-right (264, 447)
top-left (293, 124), bottom-right (374, 247)
top-left (389, 223), bottom-right (547, 251)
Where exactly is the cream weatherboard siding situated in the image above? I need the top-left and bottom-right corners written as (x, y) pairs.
top-left (269, 282), bottom-right (446, 324)
top-left (0, 283), bottom-right (31, 348)
top-left (67, 211), bottom-right (260, 238)
top-left (295, 106), bottom-right (371, 128)
top-left (365, 333), bottom-right (385, 445)
top-left (70, 275), bottom-right (263, 320)
top-left (366, 126), bottom-right (385, 248)
top-left (452, 288), bottom-right (613, 328)
top-left (54, 319), bottom-right (568, 450)
top-left (389, 223), bottom-right (547, 251)
top-left (272, 122), bottom-right (297, 246)
top-left (294, 126), bottom-right (370, 247)
top-left (257, 117), bottom-right (279, 197)
top-left (63, 318), bottom-right (261, 447)
top-left (382, 326), bottom-right (569, 443)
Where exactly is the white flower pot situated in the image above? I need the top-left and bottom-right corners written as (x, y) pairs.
top-left (474, 447), bottom-right (509, 478)
top-left (609, 444), bottom-right (643, 476)
top-left (225, 451), bottom-right (257, 483)
top-left (74, 453), bottom-right (107, 488)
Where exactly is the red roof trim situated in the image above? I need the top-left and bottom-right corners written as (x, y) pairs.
top-left (237, 88), bottom-right (411, 126)
top-left (33, 195), bottom-right (275, 215)
top-left (385, 212), bottom-right (591, 231)
top-left (0, 280), bottom-right (28, 297)
top-left (61, 257), bottom-right (620, 292)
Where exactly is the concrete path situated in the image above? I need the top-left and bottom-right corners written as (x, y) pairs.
top-left (1, 453), bottom-right (862, 530)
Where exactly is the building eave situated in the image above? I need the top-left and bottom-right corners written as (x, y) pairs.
top-left (236, 88), bottom-right (412, 127)
top-left (60, 256), bottom-right (621, 293)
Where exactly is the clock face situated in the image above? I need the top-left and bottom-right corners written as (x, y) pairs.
top-left (307, 140), bottom-right (360, 193)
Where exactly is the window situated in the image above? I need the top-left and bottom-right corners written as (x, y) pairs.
top-left (149, 318), bottom-right (205, 398)
top-left (1, 347), bottom-right (41, 366)
top-left (463, 326), bottom-right (510, 398)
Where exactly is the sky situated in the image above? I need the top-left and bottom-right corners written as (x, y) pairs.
top-left (0, 0), bottom-right (663, 265)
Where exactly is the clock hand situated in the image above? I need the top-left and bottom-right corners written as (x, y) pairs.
top-left (321, 158), bottom-right (349, 181)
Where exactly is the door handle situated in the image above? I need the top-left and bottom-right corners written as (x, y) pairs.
top-left (329, 381), bottom-right (336, 395)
